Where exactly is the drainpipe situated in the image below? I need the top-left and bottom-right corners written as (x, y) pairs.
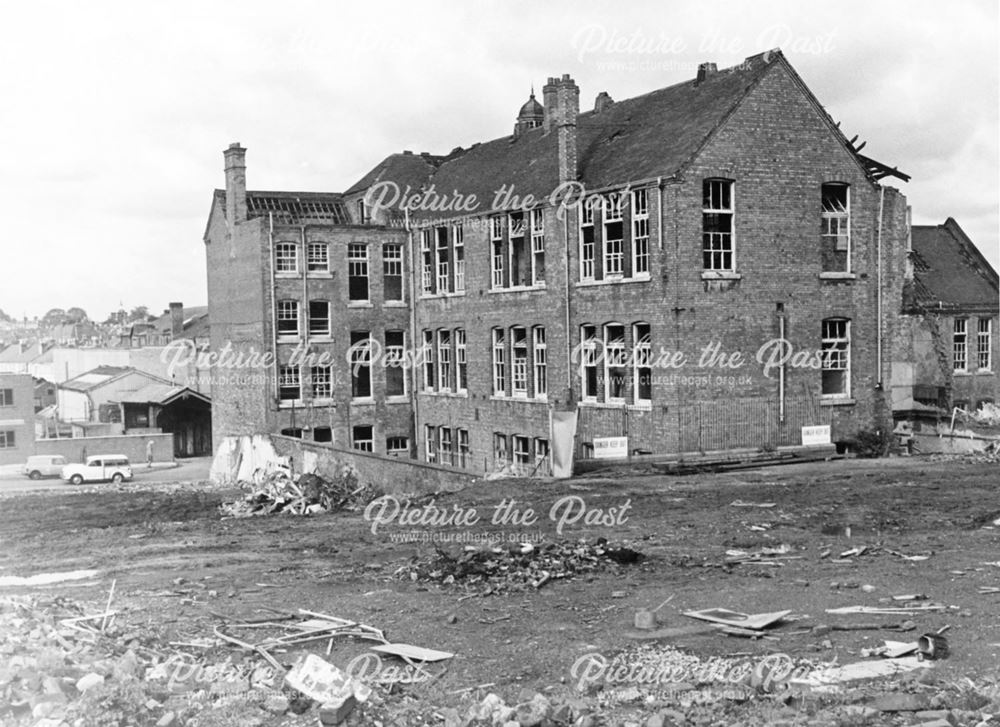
top-left (268, 213), bottom-right (278, 406)
top-left (656, 177), bottom-right (664, 251)
top-left (563, 207), bottom-right (573, 392)
top-left (778, 305), bottom-right (786, 423)
top-left (406, 210), bottom-right (419, 458)
top-left (876, 187), bottom-right (885, 389)
top-left (300, 224), bottom-right (309, 433)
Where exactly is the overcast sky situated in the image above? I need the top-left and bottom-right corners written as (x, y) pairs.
top-left (0, 0), bottom-right (996, 321)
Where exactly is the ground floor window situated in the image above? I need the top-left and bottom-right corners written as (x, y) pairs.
top-left (352, 425), bottom-right (373, 452)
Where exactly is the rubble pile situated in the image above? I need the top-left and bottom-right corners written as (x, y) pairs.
top-left (395, 538), bottom-right (645, 594)
top-left (219, 467), bottom-right (383, 518)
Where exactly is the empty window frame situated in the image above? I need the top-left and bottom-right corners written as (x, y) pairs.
top-left (275, 242), bottom-right (298, 273)
top-left (383, 243), bottom-right (404, 302)
top-left (581, 324), bottom-right (599, 400)
top-left (978, 318), bottom-right (992, 371)
top-left (350, 331), bottom-right (372, 398)
top-left (385, 330), bottom-right (406, 397)
top-left (534, 438), bottom-right (550, 474)
top-left (420, 230), bottom-right (434, 295)
top-left (455, 328), bottom-right (467, 393)
top-left (634, 322), bottom-right (652, 404)
top-left (425, 424), bottom-right (437, 463)
top-left (511, 326), bottom-right (528, 396)
top-left (821, 183), bottom-right (850, 272)
top-left (386, 436), bottom-right (409, 457)
top-left (530, 208), bottom-right (545, 285)
top-left (422, 330), bottom-right (436, 391)
top-left (438, 426), bottom-right (453, 466)
top-left (603, 193), bottom-right (625, 277)
top-left (436, 226), bottom-right (450, 293)
top-left (954, 318), bottom-right (968, 372)
top-left (307, 242), bottom-right (329, 273)
top-left (604, 323), bottom-right (628, 401)
top-left (308, 300), bottom-right (331, 337)
top-left (313, 426), bottom-right (333, 443)
top-left (580, 199), bottom-right (596, 281)
top-left (347, 244), bottom-right (369, 301)
top-left (278, 365), bottom-right (300, 401)
top-left (457, 428), bottom-right (470, 468)
top-left (632, 188), bottom-right (650, 276)
top-left (493, 432), bottom-right (507, 468)
top-left (492, 328), bottom-right (506, 396)
top-left (702, 179), bottom-right (734, 271)
top-left (509, 211), bottom-right (530, 287)
top-left (311, 365), bottom-right (333, 399)
top-left (453, 224), bottom-right (465, 292)
top-left (821, 319), bottom-right (851, 396)
top-left (437, 329), bottom-right (452, 391)
top-left (533, 326), bottom-right (547, 398)
top-left (352, 425), bottom-right (374, 452)
top-left (512, 435), bottom-right (530, 472)
top-left (491, 216), bottom-right (505, 289)
top-left (276, 300), bottom-right (299, 338)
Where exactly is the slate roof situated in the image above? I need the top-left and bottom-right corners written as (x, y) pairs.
top-left (909, 219), bottom-right (999, 310)
top-left (344, 152), bottom-right (448, 196)
top-left (117, 383), bottom-right (210, 405)
top-left (212, 190), bottom-right (350, 225)
top-left (60, 366), bottom-right (133, 392)
top-left (0, 343), bottom-right (51, 365)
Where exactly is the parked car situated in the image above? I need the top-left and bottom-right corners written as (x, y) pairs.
top-left (61, 455), bottom-right (133, 485)
top-left (24, 455), bottom-right (68, 480)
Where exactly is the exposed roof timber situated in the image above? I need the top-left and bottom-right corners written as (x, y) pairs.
top-left (855, 153), bottom-right (910, 182)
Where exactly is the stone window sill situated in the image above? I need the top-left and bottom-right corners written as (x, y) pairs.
top-left (819, 397), bottom-right (855, 407)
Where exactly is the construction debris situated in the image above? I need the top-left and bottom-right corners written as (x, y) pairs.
top-left (219, 468), bottom-right (382, 518)
top-left (826, 604), bottom-right (949, 615)
top-left (395, 538), bottom-right (645, 594)
top-left (683, 608), bottom-right (792, 631)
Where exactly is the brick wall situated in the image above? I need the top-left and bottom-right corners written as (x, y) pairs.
top-left (34, 433), bottom-right (174, 464)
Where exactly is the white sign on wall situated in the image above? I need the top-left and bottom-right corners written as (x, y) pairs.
top-left (593, 436), bottom-right (628, 459)
top-left (801, 425), bottom-right (832, 446)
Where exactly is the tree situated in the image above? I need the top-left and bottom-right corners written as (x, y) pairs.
top-left (0, 308), bottom-right (11, 323)
top-left (42, 308), bottom-right (67, 327)
top-left (66, 307), bottom-right (89, 324)
top-left (129, 306), bottom-right (149, 322)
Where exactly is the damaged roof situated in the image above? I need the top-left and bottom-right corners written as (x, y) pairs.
top-left (212, 190), bottom-right (350, 225)
top-left (909, 218), bottom-right (999, 310)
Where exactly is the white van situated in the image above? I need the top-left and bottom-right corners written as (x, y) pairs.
top-left (24, 455), bottom-right (68, 480)
top-left (61, 455), bottom-right (133, 485)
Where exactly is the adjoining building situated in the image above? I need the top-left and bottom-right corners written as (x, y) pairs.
top-left (206, 49), bottom-right (925, 475)
top-left (0, 374), bottom-right (35, 465)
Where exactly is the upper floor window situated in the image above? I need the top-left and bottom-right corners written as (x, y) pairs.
top-left (453, 224), bottom-right (466, 293)
top-left (0, 431), bottom-right (14, 449)
top-left (702, 179), bottom-right (734, 271)
top-left (954, 318), bottom-right (968, 372)
top-left (307, 242), bottom-right (329, 273)
top-left (821, 318), bottom-right (851, 396)
top-left (821, 183), bottom-right (850, 272)
top-left (350, 331), bottom-right (372, 399)
top-left (604, 323), bottom-right (628, 401)
top-left (383, 244), bottom-right (404, 302)
top-left (311, 365), bottom-right (332, 399)
top-left (978, 318), bottom-right (992, 372)
top-left (455, 328), bottom-right (468, 393)
top-left (530, 209), bottom-right (545, 285)
top-left (491, 215), bottom-right (506, 289)
top-left (308, 300), bottom-right (330, 338)
top-left (348, 244), bottom-right (369, 301)
top-left (437, 329), bottom-right (452, 391)
top-left (580, 198), bottom-right (596, 281)
top-left (511, 326), bottom-right (528, 396)
top-left (533, 326), bottom-right (547, 398)
top-left (276, 300), bottom-right (299, 338)
top-left (420, 230), bottom-right (434, 295)
top-left (0, 389), bottom-right (12, 407)
top-left (632, 189), bottom-right (650, 276)
top-left (508, 212), bottom-right (531, 288)
top-left (275, 242), bottom-right (298, 274)
top-left (603, 193), bottom-right (625, 278)
top-left (436, 227), bottom-right (451, 293)
top-left (278, 365), bottom-right (300, 401)
top-left (422, 330), bottom-right (435, 391)
top-left (492, 328), bottom-right (506, 396)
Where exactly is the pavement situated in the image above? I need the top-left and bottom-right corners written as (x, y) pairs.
top-left (0, 456), bottom-right (213, 492)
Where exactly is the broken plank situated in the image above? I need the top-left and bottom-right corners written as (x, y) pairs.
top-left (370, 643), bottom-right (454, 662)
top-left (683, 608), bottom-right (791, 630)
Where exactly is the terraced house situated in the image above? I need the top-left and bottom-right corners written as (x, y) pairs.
top-left (205, 49), bottom-right (917, 475)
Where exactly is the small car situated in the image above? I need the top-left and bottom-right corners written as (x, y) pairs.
top-left (61, 455), bottom-right (133, 485)
top-left (24, 455), bottom-right (68, 480)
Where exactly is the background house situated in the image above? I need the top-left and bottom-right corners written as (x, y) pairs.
top-left (0, 374), bottom-right (35, 465)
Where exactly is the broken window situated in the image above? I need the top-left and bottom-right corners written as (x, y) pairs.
top-left (634, 322), bottom-right (652, 404)
top-left (275, 242), bottom-right (298, 273)
top-left (821, 183), bottom-right (850, 272)
top-left (512, 326), bottom-right (528, 396)
top-left (491, 216), bottom-right (505, 289)
top-left (457, 429), bottom-right (470, 468)
top-left (530, 209), bottom-right (545, 285)
top-left (453, 224), bottom-right (465, 292)
top-left (425, 424), bottom-right (437, 463)
top-left (513, 435), bottom-right (530, 473)
top-left (954, 318), bottom-right (968, 372)
top-left (280, 428), bottom-right (303, 438)
top-left (383, 243), bottom-right (404, 302)
top-left (580, 200), bottom-right (596, 281)
top-left (352, 425), bottom-right (373, 452)
top-left (437, 329), bottom-right (452, 391)
top-left (311, 365), bottom-right (332, 399)
top-left (421, 230), bottom-right (434, 295)
top-left (581, 324), bottom-right (599, 400)
top-left (533, 326), bottom-right (547, 398)
top-left (605, 323), bottom-right (628, 401)
top-left (492, 328), bottom-right (506, 396)
top-left (422, 330), bottom-right (435, 391)
top-left (493, 432), bottom-right (507, 468)
top-left (978, 318), bottom-right (992, 371)
top-left (347, 244), bottom-right (369, 301)
top-left (509, 212), bottom-right (530, 287)
top-left (386, 436), bottom-right (409, 457)
top-left (438, 426), bottom-right (453, 466)
top-left (276, 300), bottom-right (299, 338)
top-left (821, 318), bottom-right (850, 396)
top-left (455, 328), bottom-right (467, 393)
top-left (534, 438), bottom-right (550, 475)
top-left (307, 242), bottom-right (329, 273)
top-left (313, 427), bottom-right (332, 443)
top-left (702, 179), bottom-right (734, 271)
top-left (350, 331), bottom-right (372, 399)
top-left (385, 330), bottom-right (406, 397)
top-left (308, 300), bottom-right (330, 337)
top-left (604, 193), bottom-right (625, 277)
top-left (632, 188), bottom-right (649, 276)
top-left (278, 365), bottom-right (300, 401)
top-left (436, 226), bottom-right (450, 293)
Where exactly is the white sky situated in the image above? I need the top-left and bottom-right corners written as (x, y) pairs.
top-left (0, 0), bottom-right (996, 320)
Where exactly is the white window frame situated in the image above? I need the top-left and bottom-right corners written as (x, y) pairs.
top-left (821, 319), bottom-right (851, 397)
top-left (383, 243), bottom-right (404, 302)
top-left (580, 201), bottom-right (595, 281)
top-left (821, 183), bottom-right (851, 270)
top-left (307, 242), bottom-right (329, 273)
top-left (530, 208), bottom-right (545, 286)
top-left (275, 242), bottom-right (299, 274)
top-left (604, 323), bottom-right (628, 403)
top-left (491, 216), bottom-right (504, 289)
top-left (311, 365), bottom-right (332, 399)
top-left (581, 324), bottom-right (599, 402)
top-left (512, 435), bottom-right (530, 473)
top-left (386, 436), bottom-right (409, 457)
top-left (633, 322), bottom-right (652, 405)
top-left (632, 188), bottom-right (650, 277)
top-left (978, 318), bottom-right (992, 372)
top-left (702, 179), bottom-right (734, 272)
top-left (308, 300), bottom-right (331, 338)
top-left (492, 328), bottom-right (506, 396)
top-left (603, 193), bottom-right (625, 278)
top-left (276, 299), bottom-right (299, 339)
top-left (954, 318), bottom-right (968, 373)
top-left (453, 224), bottom-right (465, 292)
top-left (425, 424), bottom-right (437, 463)
top-left (437, 329), bottom-right (452, 392)
top-left (511, 326), bottom-right (528, 397)
top-left (457, 429), bottom-right (470, 468)
top-left (420, 230), bottom-right (434, 295)
top-left (438, 426), bottom-right (452, 466)
top-left (436, 227), bottom-right (450, 294)
top-left (347, 244), bottom-right (369, 302)
top-left (455, 328), bottom-right (467, 393)
top-left (422, 330), bottom-right (435, 391)
top-left (533, 326), bottom-right (547, 399)
top-left (278, 364), bottom-right (301, 402)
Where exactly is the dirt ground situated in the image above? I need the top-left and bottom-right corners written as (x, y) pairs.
top-left (2, 455), bottom-right (1000, 726)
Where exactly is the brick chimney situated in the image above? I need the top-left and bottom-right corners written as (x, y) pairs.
top-left (695, 62), bottom-right (718, 84)
top-left (223, 143), bottom-right (247, 224)
top-left (594, 91), bottom-right (613, 113)
top-left (542, 75), bottom-right (579, 182)
top-left (169, 302), bottom-right (184, 339)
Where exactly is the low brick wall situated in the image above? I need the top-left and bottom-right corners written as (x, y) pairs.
top-left (34, 434), bottom-right (175, 464)
top-left (271, 435), bottom-right (476, 494)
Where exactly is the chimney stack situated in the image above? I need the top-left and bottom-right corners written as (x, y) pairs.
top-left (695, 62), bottom-right (718, 84)
top-left (223, 143), bottom-right (247, 225)
top-left (169, 302), bottom-right (184, 339)
top-left (594, 92), bottom-right (613, 113)
top-left (553, 74), bottom-right (579, 184)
